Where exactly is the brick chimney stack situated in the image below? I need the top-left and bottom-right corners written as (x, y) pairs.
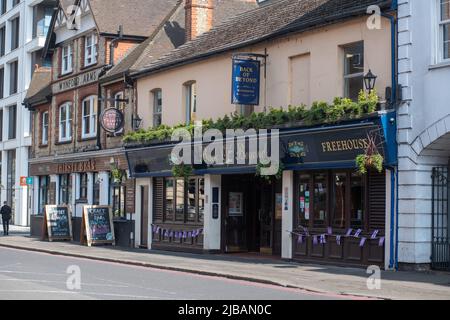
top-left (185, 0), bottom-right (214, 41)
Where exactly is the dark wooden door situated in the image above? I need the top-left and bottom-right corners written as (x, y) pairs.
top-left (259, 184), bottom-right (273, 254)
top-left (140, 185), bottom-right (149, 248)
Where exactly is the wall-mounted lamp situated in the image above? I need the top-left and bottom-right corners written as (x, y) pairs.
top-left (132, 114), bottom-right (143, 131)
top-left (364, 69), bottom-right (377, 91)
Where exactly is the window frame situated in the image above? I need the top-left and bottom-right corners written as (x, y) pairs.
top-left (38, 176), bottom-right (50, 215)
top-left (152, 89), bottom-right (162, 128)
top-left (81, 95), bottom-right (97, 139)
top-left (114, 91), bottom-right (125, 110)
top-left (84, 33), bottom-right (98, 67)
top-left (184, 81), bottom-right (197, 124)
top-left (61, 44), bottom-right (73, 75)
top-left (41, 111), bottom-right (49, 145)
top-left (78, 173), bottom-right (88, 201)
top-left (59, 174), bottom-right (72, 205)
top-left (59, 102), bottom-right (72, 142)
top-left (438, 0), bottom-right (450, 63)
top-left (342, 41), bottom-right (364, 100)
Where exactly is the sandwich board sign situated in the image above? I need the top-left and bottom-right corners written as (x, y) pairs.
top-left (42, 205), bottom-right (73, 242)
top-left (81, 206), bottom-right (115, 247)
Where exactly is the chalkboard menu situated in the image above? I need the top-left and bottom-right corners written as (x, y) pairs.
top-left (43, 205), bottom-right (73, 241)
top-left (81, 206), bottom-right (115, 246)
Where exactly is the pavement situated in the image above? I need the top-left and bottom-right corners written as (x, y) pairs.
top-left (0, 231), bottom-right (449, 300)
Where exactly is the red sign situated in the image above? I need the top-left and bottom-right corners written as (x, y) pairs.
top-left (100, 108), bottom-right (125, 133)
top-left (20, 177), bottom-right (27, 187)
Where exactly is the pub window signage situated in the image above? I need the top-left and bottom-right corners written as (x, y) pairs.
top-left (231, 58), bottom-right (261, 106)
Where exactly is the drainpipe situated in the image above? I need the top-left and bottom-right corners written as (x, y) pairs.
top-left (381, 1), bottom-right (398, 104)
top-left (395, 168), bottom-right (399, 270)
top-left (388, 167), bottom-right (396, 269)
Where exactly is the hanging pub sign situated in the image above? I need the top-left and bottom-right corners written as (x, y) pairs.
top-left (231, 58), bottom-right (261, 105)
top-left (42, 205), bottom-right (73, 242)
top-left (100, 108), bottom-right (125, 133)
top-left (81, 206), bottom-right (115, 247)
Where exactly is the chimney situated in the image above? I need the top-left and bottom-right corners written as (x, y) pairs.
top-left (185, 0), bottom-right (214, 41)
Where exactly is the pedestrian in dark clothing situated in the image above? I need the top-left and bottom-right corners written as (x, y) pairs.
top-left (0, 202), bottom-right (12, 236)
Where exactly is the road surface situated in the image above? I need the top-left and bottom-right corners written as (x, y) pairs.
top-left (0, 247), bottom-right (349, 300)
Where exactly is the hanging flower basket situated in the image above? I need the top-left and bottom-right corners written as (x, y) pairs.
top-left (355, 133), bottom-right (384, 175)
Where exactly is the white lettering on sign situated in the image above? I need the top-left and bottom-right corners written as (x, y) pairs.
top-left (53, 68), bottom-right (102, 94)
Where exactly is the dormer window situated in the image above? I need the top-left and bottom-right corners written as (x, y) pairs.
top-left (85, 33), bottom-right (98, 66)
top-left (61, 44), bottom-right (73, 75)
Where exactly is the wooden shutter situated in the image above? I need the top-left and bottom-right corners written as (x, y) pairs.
top-left (153, 178), bottom-right (164, 222)
top-left (368, 170), bottom-right (386, 232)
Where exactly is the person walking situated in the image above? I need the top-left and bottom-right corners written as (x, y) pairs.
top-left (0, 202), bottom-right (12, 236)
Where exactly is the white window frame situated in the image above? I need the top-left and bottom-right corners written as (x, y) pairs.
top-left (42, 111), bottom-right (49, 145)
top-left (184, 82), bottom-right (197, 124)
top-left (84, 33), bottom-right (98, 66)
top-left (62, 44), bottom-right (73, 75)
top-left (59, 102), bottom-right (72, 142)
top-left (152, 89), bottom-right (162, 128)
top-left (82, 95), bottom-right (97, 139)
top-left (438, 0), bottom-right (450, 63)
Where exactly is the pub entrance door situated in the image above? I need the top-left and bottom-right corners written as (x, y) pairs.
top-left (223, 175), bottom-right (281, 256)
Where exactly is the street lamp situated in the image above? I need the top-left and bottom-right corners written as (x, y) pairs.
top-left (364, 69), bottom-right (377, 91)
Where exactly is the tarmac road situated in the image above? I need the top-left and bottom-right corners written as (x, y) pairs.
top-left (0, 247), bottom-right (351, 300)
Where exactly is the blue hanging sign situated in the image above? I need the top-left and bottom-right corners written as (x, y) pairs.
top-left (231, 59), bottom-right (261, 106)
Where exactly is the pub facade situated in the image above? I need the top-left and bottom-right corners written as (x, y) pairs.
top-left (123, 0), bottom-right (399, 268)
top-left (24, 0), bottom-right (182, 246)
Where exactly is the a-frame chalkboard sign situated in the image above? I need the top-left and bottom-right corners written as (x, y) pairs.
top-left (81, 206), bottom-right (115, 247)
top-left (42, 205), bottom-right (73, 242)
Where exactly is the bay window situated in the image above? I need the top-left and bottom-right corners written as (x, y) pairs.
top-left (82, 95), bottom-right (97, 138)
top-left (84, 33), bottom-right (97, 66)
top-left (59, 102), bottom-right (72, 142)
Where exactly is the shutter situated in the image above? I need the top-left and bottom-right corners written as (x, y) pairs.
top-left (368, 170), bottom-right (386, 232)
top-left (153, 178), bottom-right (164, 222)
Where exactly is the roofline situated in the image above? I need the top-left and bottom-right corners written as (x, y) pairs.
top-left (130, 1), bottom-right (393, 80)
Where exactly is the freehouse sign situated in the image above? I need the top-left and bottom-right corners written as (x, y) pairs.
top-left (52, 68), bottom-right (103, 94)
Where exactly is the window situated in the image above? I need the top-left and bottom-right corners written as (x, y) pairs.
top-left (61, 44), bottom-right (73, 75)
top-left (313, 173), bottom-right (328, 227)
top-left (332, 172), bottom-right (347, 228)
top-left (59, 102), bottom-right (72, 142)
top-left (440, 0), bottom-right (450, 61)
top-left (9, 60), bottom-right (18, 95)
top-left (184, 82), bottom-right (197, 124)
top-left (41, 111), bottom-right (49, 145)
top-left (8, 105), bottom-right (16, 140)
top-left (152, 89), bottom-right (162, 128)
top-left (38, 176), bottom-right (49, 215)
top-left (33, 6), bottom-right (52, 38)
top-left (1, 1), bottom-right (6, 15)
top-left (79, 173), bottom-right (88, 200)
top-left (10, 16), bottom-right (20, 51)
top-left (0, 26), bottom-right (5, 57)
top-left (82, 96), bottom-right (97, 138)
top-left (93, 172), bottom-right (100, 205)
top-left (0, 67), bottom-right (3, 98)
top-left (84, 33), bottom-right (97, 66)
top-left (59, 174), bottom-right (72, 205)
top-left (12, 0), bottom-right (20, 7)
top-left (343, 42), bottom-right (364, 100)
top-left (114, 91), bottom-right (125, 110)
top-left (159, 177), bottom-right (204, 223)
top-left (350, 173), bottom-right (365, 228)
top-left (111, 178), bottom-right (126, 219)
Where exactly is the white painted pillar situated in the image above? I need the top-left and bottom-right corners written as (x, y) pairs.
top-left (99, 171), bottom-right (110, 206)
top-left (87, 172), bottom-right (94, 205)
top-left (55, 175), bottom-right (60, 205)
top-left (385, 169), bottom-right (394, 270)
top-left (71, 173), bottom-right (77, 216)
top-left (282, 170), bottom-right (294, 259)
top-left (204, 174), bottom-right (221, 251)
top-left (50, 175), bottom-right (57, 205)
top-left (32, 176), bottom-right (39, 215)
